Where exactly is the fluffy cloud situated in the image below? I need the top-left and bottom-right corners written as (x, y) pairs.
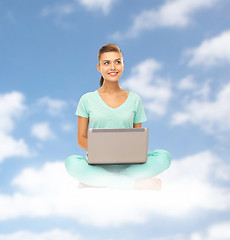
top-left (31, 122), bottom-right (55, 141)
top-left (0, 150), bottom-right (229, 227)
top-left (187, 29), bottom-right (230, 67)
top-left (0, 92), bottom-right (26, 134)
top-left (77, 0), bottom-right (118, 14)
top-left (177, 75), bottom-right (197, 90)
top-left (2, 221), bottom-right (230, 240)
top-left (121, 59), bottom-right (172, 116)
top-left (41, 0), bottom-right (118, 17)
top-left (149, 221), bottom-right (230, 240)
top-left (171, 81), bottom-right (230, 134)
top-left (61, 123), bottom-right (74, 132)
top-left (41, 3), bottom-right (76, 17)
top-left (112, 0), bottom-right (219, 39)
top-left (0, 92), bottom-right (30, 162)
top-left (38, 97), bottom-right (67, 115)
top-left (0, 229), bottom-right (82, 240)
top-left (207, 222), bottom-right (230, 240)
top-left (0, 133), bottom-right (30, 163)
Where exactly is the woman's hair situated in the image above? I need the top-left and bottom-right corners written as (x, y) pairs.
top-left (98, 43), bottom-right (123, 87)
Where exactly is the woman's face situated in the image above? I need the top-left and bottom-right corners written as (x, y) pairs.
top-left (97, 51), bottom-right (124, 82)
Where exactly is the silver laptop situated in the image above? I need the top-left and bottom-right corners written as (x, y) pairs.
top-left (87, 128), bottom-right (149, 165)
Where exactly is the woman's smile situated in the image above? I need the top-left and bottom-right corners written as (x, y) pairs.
top-left (108, 72), bottom-right (118, 76)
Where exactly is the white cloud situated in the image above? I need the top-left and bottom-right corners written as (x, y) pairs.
top-left (121, 59), bottom-right (172, 116)
top-left (0, 229), bottom-right (82, 240)
top-left (0, 133), bottom-right (30, 163)
top-left (187, 29), bottom-right (230, 67)
top-left (0, 92), bottom-right (30, 162)
top-left (171, 81), bottom-right (230, 134)
top-left (149, 221), bottom-right (230, 240)
top-left (0, 92), bottom-right (26, 134)
top-left (2, 222), bottom-right (230, 240)
top-left (62, 123), bottom-right (74, 132)
top-left (112, 0), bottom-right (219, 39)
top-left (31, 122), bottom-right (55, 141)
top-left (0, 150), bottom-right (230, 227)
top-left (38, 97), bottom-right (67, 115)
top-left (77, 0), bottom-right (118, 14)
top-left (41, 0), bottom-right (118, 17)
top-left (178, 75), bottom-right (197, 90)
top-left (194, 79), bottom-right (211, 100)
top-left (207, 222), bottom-right (230, 240)
top-left (215, 162), bottom-right (230, 181)
top-left (160, 151), bottom-right (230, 214)
top-left (41, 3), bottom-right (76, 17)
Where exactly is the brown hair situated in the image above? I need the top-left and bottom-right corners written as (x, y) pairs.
top-left (97, 43), bottom-right (123, 87)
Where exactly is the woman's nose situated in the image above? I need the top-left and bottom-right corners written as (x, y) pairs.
top-left (110, 62), bottom-right (115, 69)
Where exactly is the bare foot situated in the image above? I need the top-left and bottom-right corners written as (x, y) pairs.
top-left (134, 177), bottom-right (162, 191)
top-left (78, 182), bottom-right (106, 189)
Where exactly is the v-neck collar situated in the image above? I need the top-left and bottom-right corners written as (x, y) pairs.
top-left (96, 90), bottom-right (131, 110)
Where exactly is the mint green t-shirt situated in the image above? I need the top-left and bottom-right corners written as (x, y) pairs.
top-left (76, 90), bottom-right (147, 129)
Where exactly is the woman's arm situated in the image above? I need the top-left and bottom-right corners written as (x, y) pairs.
top-left (77, 116), bottom-right (89, 151)
top-left (133, 123), bottom-right (142, 128)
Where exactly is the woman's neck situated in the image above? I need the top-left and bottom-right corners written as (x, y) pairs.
top-left (99, 81), bottom-right (122, 94)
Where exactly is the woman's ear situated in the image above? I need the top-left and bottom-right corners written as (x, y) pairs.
top-left (97, 64), bottom-right (101, 73)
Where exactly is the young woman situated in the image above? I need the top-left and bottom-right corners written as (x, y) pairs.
top-left (65, 43), bottom-right (171, 190)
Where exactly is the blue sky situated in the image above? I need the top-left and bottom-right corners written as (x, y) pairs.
top-left (1, 0), bottom-right (230, 239)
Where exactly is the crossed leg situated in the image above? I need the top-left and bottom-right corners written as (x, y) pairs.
top-left (65, 150), bottom-right (171, 190)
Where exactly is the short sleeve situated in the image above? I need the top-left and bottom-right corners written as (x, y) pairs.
top-left (133, 95), bottom-right (147, 123)
top-left (75, 94), bottom-right (89, 118)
